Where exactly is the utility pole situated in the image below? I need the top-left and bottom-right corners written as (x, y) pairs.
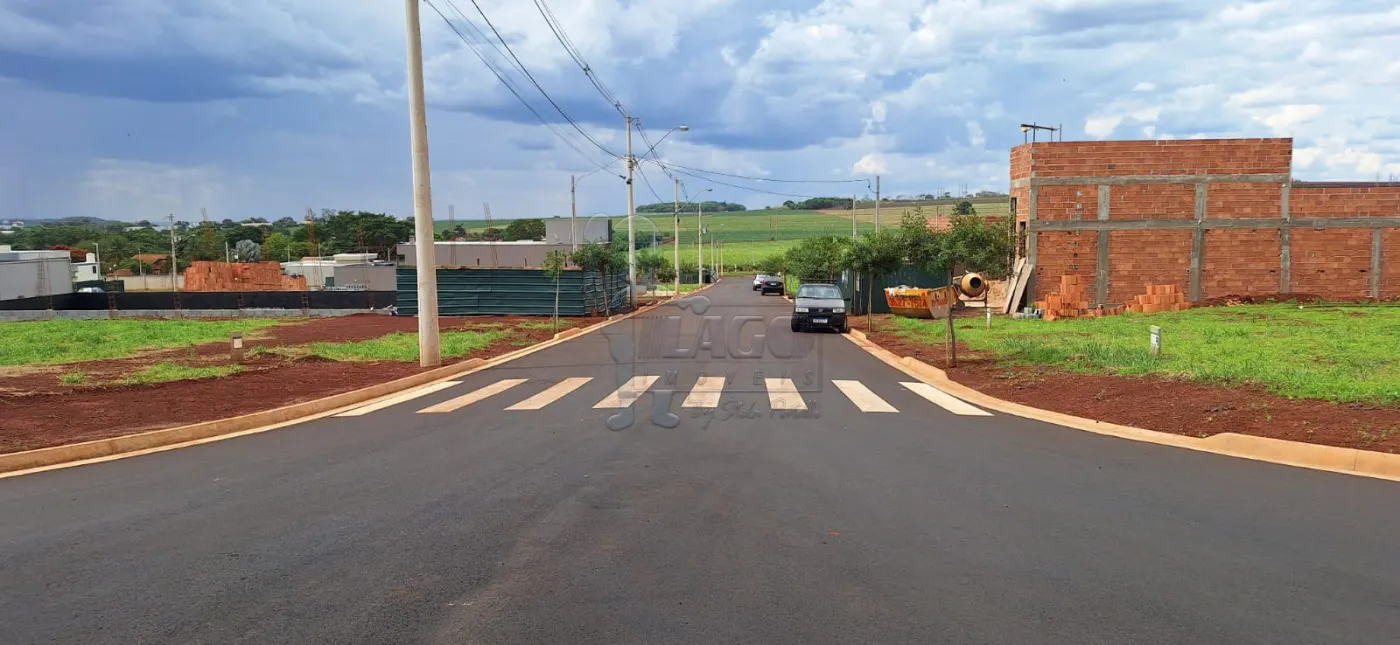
top-left (851, 195), bottom-right (857, 240)
top-left (405, 0), bottom-right (441, 367)
top-left (570, 174), bottom-right (578, 252)
top-left (166, 214), bottom-right (178, 293)
top-left (697, 202), bottom-right (704, 282)
top-left (625, 114), bottom-right (637, 308)
top-left (874, 175), bottom-right (881, 232)
top-left (673, 178), bottom-right (680, 295)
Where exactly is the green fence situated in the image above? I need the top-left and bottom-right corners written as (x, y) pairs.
top-left (396, 267), bottom-right (627, 316)
top-left (847, 266), bottom-right (950, 315)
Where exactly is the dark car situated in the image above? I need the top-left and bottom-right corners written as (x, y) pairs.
top-left (791, 283), bottom-right (848, 333)
top-left (760, 276), bottom-right (784, 295)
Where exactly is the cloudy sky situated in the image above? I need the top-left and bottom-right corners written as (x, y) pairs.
top-left (2, 0), bottom-right (1398, 223)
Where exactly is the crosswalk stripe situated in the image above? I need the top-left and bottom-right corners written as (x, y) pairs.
top-left (418, 378), bottom-right (528, 414)
top-left (765, 378), bottom-right (807, 411)
top-left (832, 380), bottom-right (899, 413)
top-left (900, 382), bottom-right (992, 416)
top-left (593, 375), bottom-right (661, 408)
top-left (681, 376), bottom-right (726, 408)
top-left (335, 380), bottom-right (463, 417)
top-left (506, 377), bottom-right (592, 411)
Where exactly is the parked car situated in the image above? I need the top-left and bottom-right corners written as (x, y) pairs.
top-left (759, 276), bottom-right (785, 295)
top-left (753, 274), bottom-right (770, 290)
top-left (77, 287), bottom-right (105, 293)
top-left (791, 283), bottom-right (848, 333)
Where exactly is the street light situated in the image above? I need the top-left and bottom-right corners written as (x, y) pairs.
top-left (572, 164), bottom-right (623, 251)
top-left (695, 187), bottom-right (713, 281)
top-left (627, 120), bottom-right (688, 308)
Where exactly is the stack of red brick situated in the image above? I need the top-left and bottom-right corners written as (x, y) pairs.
top-left (184, 261), bottom-right (308, 292)
top-left (1127, 284), bottom-right (1191, 313)
top-left (1035, 274), bottom-right (1127, 320)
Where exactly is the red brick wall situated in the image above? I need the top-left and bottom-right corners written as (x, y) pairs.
top-left (1384, 229), bottom-right (1400, 299)
top-left (1291, 185), bottom-right (1400, 218)
top-left (1034, 231), bottom-right (1097, 291)
top-left (1036, 186), bottom-right (1098, 221)
top-left (1289, 229), bottom-right (1373, 295)
top-left (1202, 229), bottom-right (1281, 298)
top-left (1208, 183), bottom-right (1283, 219)
top-left (1027, 139), bottom-right (1292, 178)
top-left (1106, 230), bottom-right (1192, 303)
top-left (1110, 184), bottom-right (1195, 220)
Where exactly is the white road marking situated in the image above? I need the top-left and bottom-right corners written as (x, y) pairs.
top-left (681, 376), bottom-right (726, 408)
top-left (593, 375), bottom-right (661, 408)
top-left (418, 378), bottom-right (528, 414)
top-left (832, 380), bottom-right (899, 413)
top-left (765, 378), bottom-right (808, 411)
top-left (900, 382), bottom-right (992, 416)
top-left (506, 377), bottom-right (592, 411)
top-left (334, 381), bottom-right (463, 417)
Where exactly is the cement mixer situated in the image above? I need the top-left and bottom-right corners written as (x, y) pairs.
top-left (883, 272), bottom-right (987, 319)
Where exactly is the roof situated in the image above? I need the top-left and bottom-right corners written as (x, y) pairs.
top-left (132, 254), bottom-right (169, 263)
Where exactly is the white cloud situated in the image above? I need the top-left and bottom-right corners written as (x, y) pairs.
top-left (1133, 82), bottom-right (1156, 92)
top-left (78, 159), bottom-right (236, 220)
top-left (1085, 115), bottom-right (1122, 138)
top-left (853, 153), bottom-right (887, 175)
top-left (1261, 104), bottom-right (1323, 134)
top-left (966, 120), bottom-right (986, 147)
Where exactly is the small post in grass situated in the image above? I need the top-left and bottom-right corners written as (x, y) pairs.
top-left (1149, 325), bottom-right (1162, 357)
top-left (230, 331), bottom-right (245, 363)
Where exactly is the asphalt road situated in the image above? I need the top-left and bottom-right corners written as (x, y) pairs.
top-left (2, 278), bottom-right (1398, 644)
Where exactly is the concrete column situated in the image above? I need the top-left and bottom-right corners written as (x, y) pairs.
top-left (1280, 181), bottom-right (1292, 293)
top-left (1372, 228), bottom-right (1384, 299)
top-left (1096, 185), bottom-right (1110, 304)
top-left (1189, 183), bottom-right (1207, 302)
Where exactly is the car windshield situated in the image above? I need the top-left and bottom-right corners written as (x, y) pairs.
top-left (798, 285), bottom-right (842, 299)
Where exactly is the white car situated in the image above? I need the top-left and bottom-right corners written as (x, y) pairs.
top-left (753, 274), bottom-right (770, 290)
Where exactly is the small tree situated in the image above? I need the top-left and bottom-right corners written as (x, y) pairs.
top-left (845, 230), bottom-right (904, 330)
top-left (758, 253), bottom-right (787, 276)
top-left (543, 250), bottom-right (568, 332)
top-left (235, 239), bottom-right (262, 262)
top-left (571, 242), bottom-right (619, 316)
top-left (655, 261), bottom-right (677, 286)
top-left (679, 259), bottom-right (698, 283)
top-left (784, 235), bottom-right (851, 283)
top-left (953, 200), bottom-right (976, 216)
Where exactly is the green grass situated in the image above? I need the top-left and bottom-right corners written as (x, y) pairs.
top-left (121, 362), bottom-right (243, 385)
top-left (59, 370), bottom-right (88, 385)
top-left (297, 329), bottom-right (509, 362)
top-left (0, 319), bottom-right (283, 367)
top-left (886, 304), bottom-right (1400, 404)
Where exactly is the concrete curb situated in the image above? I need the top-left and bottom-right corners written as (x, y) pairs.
top-left (842, 330), bottom-right (1400, 483)
top-left (0, 299), bottom-right (681, 478)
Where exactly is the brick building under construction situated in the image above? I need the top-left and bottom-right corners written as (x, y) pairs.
top-left (1010, 138), bottom-right (1400, 305)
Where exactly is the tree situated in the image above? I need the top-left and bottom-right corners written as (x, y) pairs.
top-left (570, 242), bottom-right (618, 316)
top-left (953, 200), bottom-right (976, 216)
top-left (235, 239), bottom-right (262, 262)
top-left (758, 253), bottom-right (787, 275)
top-left (845, 230), bottom-right (904, 330)
top-left (263, 233), bottom-right (292, 261)
top-left (226, 226), bottom-right (266, 246)
top-left (679, 259), bottom-right (698, 282)
top-left (636, 250), bottom-right (666, 280)
top-left (899, 209), bottom-right (939, 270)
top-left (179, 223), bottom-right (223, 261)
top-left (503, 218), bottom-right (546, 241)
top-left (784, 235), bottom-right (851, 283)
top-left (655, 260), bottom-right (677, 285)
top-left (927, 213), bottom-right (1013, 279)
top-left (543, 250), bottom-right (568, 333)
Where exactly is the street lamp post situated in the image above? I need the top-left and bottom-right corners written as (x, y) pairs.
top-left (626, 121), bottom-right (687, 306)
top-left (695, 187), bottom-right (712, 282)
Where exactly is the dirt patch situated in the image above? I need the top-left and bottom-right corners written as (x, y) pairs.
top-left (1197, 293), bottom-right (1326, 307)
top-left (852, 316), bottom-right (1400, 454)
top-left (0, 314), bottom-right (601, 454)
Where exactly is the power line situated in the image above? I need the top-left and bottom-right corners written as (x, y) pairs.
top-left (443, 0), bottom-right (620, 158)
top-left (532, 0), bottom-right (627, 117)
top-left (651, 161), bottom-right (832, 199)
top-left (423, 0), bottom-right (614, 171)
top-left (653, 160), bottom-right (869, 184)
top-left (635, 162), bottom-right (666, 204)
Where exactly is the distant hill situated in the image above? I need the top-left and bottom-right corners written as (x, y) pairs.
top-left (7, 216), bottom-right (126, 226)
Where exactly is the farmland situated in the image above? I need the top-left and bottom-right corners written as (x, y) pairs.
top-left (432, 198), bottom-right (1011, 267)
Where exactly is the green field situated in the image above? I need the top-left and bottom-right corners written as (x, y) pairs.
top-left (886, 304), bottom-right (1400, 404)
top-left (434, 199), bottom-right (1012, 268)
top-left (290, 329), bottom-right (509, 362)
top-left (0, 319), bottom-right (283, 367)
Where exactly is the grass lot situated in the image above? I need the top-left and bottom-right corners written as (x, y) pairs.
top-left (121, 363), bottom-right (243, 385)
top-left (291, 329), bottom-right (509, 362)
top-left (888, 304), bottom-right (1400, 404)
top-left (0, 319), bottom-right (282, 367)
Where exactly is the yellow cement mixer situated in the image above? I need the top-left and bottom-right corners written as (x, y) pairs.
top-left (883, 273), bottom-right (987, 319)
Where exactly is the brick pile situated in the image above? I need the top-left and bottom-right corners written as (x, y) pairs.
top-left (1035, 274), bottom-right (1126, 320)
top-left (1127, 284), bottom-right (1191, 313)
top-left (184, 261), bottom-right (307, 292)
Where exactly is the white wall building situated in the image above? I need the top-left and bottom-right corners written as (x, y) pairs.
top-left (71, 253), bottom-right (100, 282)
top-left (0, 244), bottom-right (72, 301)
top-left (281, 253), bottom-right (396, 290)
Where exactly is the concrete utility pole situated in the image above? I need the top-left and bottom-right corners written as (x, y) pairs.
top-left (625, 114), bottom-right (637, 308)
top-left (673, 178), bottom-right (681, 295)
top-left (166, 214), bottom-right (179, 293)
top-left (570, 175), bottom-right (578, 252)
top-left (851, 195), bottom-right (857, 239)
top-left (874, 175), bottom-right (882, 233)
top-left (405, 0), bottom-right (441, 367)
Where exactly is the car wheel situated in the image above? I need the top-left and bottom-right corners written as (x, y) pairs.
top-left (839, 322), bottom-right (849, 334)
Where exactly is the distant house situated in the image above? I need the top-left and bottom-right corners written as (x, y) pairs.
top-left (131, 253), bottom-right (170, 273)
top-left (70, 253), bottom-right (100, 282)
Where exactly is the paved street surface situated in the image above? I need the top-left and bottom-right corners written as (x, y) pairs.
top-left (2, 278), bottom-right (1398, 643)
